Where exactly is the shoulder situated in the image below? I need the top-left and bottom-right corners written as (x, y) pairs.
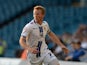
top-left (80, 48), bottom-right (85, 51)
top-left (24, 20), bottom-right (35, 28)
top-left (43, 21), bottom-right (49, 26)
top-left (79, 48), bottom-right (86, 54)
top-left (43, 21), bottom-right (48, 24)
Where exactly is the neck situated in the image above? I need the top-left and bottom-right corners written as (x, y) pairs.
top-left (38, 21), bottom-right (42, 25)
top-left (35, 20), bottom-right (43, 25)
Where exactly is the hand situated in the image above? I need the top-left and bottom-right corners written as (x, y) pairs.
top-left (65, 56), bottom-right (72, 61)
top-left (62, 46), bottom-right (69, 54)
top-left (27, 47), bottom-right (39, 54)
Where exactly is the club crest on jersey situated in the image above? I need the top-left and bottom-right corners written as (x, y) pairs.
top-left (44, 27), bottom-right (46, 31)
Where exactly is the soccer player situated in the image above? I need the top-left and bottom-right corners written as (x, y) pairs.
top-left (19, 5), bottom-right (69, 65)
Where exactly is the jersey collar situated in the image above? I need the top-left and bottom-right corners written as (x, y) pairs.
top-left (34, 19), bottom-right (43, 26)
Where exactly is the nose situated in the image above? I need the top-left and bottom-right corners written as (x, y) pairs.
top-left (34, 14), bottom-right (39, 17)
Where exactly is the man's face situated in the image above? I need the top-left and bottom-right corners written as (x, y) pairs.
top-left (71, 43), bottom-right (76, 49)
top-left (33, 9), bottom-right (44, 22)
top-left (71, 43), bottom-right (80, 50)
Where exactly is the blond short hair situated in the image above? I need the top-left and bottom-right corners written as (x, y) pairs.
top-left (34, 5), bottom-right (46, 15)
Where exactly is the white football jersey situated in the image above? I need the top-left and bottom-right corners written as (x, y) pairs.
top-left (21, 19), bottom-right (51, 63)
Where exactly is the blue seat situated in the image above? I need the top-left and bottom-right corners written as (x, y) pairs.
top-left (4, 49), bottom-right (15, 57)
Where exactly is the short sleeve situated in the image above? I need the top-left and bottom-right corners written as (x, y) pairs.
top-left (46, 22), bottom-right (51, 34)
top-left (21, 23), bottom-right (32, 37)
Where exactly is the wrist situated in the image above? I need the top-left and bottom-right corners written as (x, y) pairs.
top-left (25, 46), bottom-right (30, 49)
top-left (61, 45), bottom-right (66, 49)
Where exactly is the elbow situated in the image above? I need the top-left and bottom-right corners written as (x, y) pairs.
top-left (19, 37), bottom-right (23, 45)
top-left (19, 36), bottom-right (26, 45)
top-left (19, 37), bottom-right (21, 45)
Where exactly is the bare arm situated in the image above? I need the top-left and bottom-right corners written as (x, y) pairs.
top-left (48, 31), bottom-right (69, 54)
top-left (19, 36), bottom-right (38, 54)
top-left (19, 36), bottom-right (29, 49)
top-left (48, 31), bottom-right (65, 48)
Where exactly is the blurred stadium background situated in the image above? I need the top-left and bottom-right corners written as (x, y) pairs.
top-left (0, 0), bottom-right (87, 65)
